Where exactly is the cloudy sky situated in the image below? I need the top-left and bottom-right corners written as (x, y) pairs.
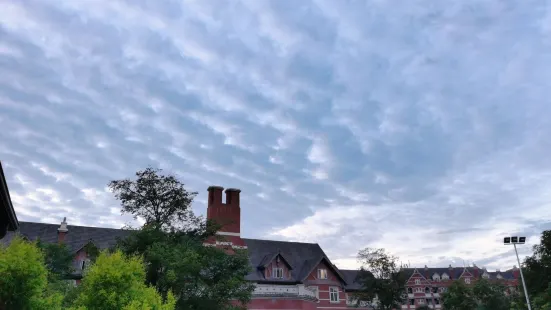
top-left (1, 0), bottom-right (551, 271)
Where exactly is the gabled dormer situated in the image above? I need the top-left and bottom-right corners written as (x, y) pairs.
top-left (458, 267), bottom-right (474, 284)
top-left (303, 256), bottom-right (348, 285)
top-left (481, 268), bottom-right (490, 279)
top-left (441, 272), bottom-right (450, 280)
top-left (432, 273), bottom-right (441, 282)
top-left (258, 251), bottom-right (293, 280)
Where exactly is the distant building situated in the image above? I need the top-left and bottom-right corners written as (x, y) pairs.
top-left (1, 184), bottom-right (520, 309)
top-left (401, 265), bottom-right (519, 309)
top-left (0, 162), bottom-right (18, 240)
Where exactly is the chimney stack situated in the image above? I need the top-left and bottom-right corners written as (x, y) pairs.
top-left (57, 217), bottom-right (68, 243)
top-left (205, 185), bottom-right (246, 250)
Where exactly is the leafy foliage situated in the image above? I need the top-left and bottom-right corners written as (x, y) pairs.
top-left (108, 167), bottom-right (199, 231)
top-left (36, 240), bottom-right (74, 281)
top-left (70, 250), bottom-right (175, 310)
top-left (0, 236), bottom-right (64, 310)
top-left (471, 279), bottom-right (511, 310)
top-left (522, 230), bottom-right (551, 310)
top-left (355, 248), bottom-right (408, 310)
top-left (112, 167), bottom-right (255, 310)
top-left (441, 280), bottom-right (477, 310)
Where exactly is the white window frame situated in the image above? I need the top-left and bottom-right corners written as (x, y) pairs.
top-left (441, 273), bottom-right (449, 280)
top-left (318, 268), bottom-right (328, 279)
top-left (464, 278), bottom-right (471, 284)
top-left (273, 267), bottom-right (283, 279)
top-left (497, 274), bottom-right (503, 279)
top-left (418, 298), bottom-right (425, 305)
top-left (482, 273), bottom-right (490, 279)
top-left (329, 287), bottom-right (339, 303)
top-left (415, 279), bottom-right (421, 285)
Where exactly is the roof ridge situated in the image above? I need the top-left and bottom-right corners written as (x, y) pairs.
top-left (241, 237), bottom-right (319, 245)
top-left (20, 221), bottom-right (126, 231)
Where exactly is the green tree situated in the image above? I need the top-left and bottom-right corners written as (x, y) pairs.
top-left (111, 167), bottom-right (255, 310)
top-left (36, 240), bottom-right (74, 281)
top-left (355, 248), bottom-right (408, 310)
top-left (0, 236), bottom-right (63, 310)
top-left (441, 281), bottom-right (477, 310)
top-left (70, 250), bottom-right (175, 310)
top-left (471, 278), bottom-right (511, 310)
top-left (108, 167), bottom-right (199, 232)
top-left (523, 230), bottom-right (551, 309)
top-left (532, 282), bottom-right (551, 310)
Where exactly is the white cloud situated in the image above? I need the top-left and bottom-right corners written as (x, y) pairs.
top-left (1, 0), bottom-right (550, 271)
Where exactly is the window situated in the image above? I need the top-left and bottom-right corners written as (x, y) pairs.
top-left (418, 298), bottom-right (425, 304)
top-left (464, 278), bottom-right (471, 284)
top-left (318, 268), bottom-right (328, 279)
top-left (442, 273), bottom-right (449, 280)
top-left (440, 287), bottom-right (447, 293)
top-left (482, 273), bottom-right (490, 279)
top-left (414, 287), bottom-right (423, 293)
top-left (497, 274), bottom-right (503, 279)
top-left (273, 267), bottom-right (283, 279)
top-left (409, 299), bottom-right (415, 306)
top-left (432, 287), bottom-right (438, 293)
top-left (329, 287), bottom-right (339, 302)
top-left (407, 287), bottom-right (413, 294)
top-left (435, 298), bottom-right (440, 305)
top-left (425, 287), bottom-right (430, 293)
top-left (432, 273), bottom-right (441, 281)
top-left (426, 299), bottom-right (431, 305)
top-left (415, 279), bottom-right (421, 285)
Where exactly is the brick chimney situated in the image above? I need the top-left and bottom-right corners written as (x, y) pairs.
top-left (57, 217), bottom-right (68, 243)
top-left (205, 186), bottom-right (246, 250)
top-left (449, 264), bottom-right (453, 279)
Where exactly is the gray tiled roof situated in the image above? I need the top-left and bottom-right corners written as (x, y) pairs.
top-left (402, 267), bottom-right (517, 281)
top-left (1, 221), bottom-right (133, 253)
top-left (3, 222), bottom-right (365, 290)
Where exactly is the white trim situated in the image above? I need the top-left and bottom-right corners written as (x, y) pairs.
top-left (329, 286), bottom-right (340, 303)
top-left (216, 231), bottom-right (240, 237)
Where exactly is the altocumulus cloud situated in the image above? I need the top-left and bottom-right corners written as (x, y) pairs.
top-left (1, 0), bottom-right (551, 271)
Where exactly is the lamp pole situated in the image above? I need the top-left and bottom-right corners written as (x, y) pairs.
top-left (504, 236), bottom-right (531, 310)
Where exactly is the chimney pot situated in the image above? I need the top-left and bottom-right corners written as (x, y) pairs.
top-left (207, 186), bottom-right (224, 207)
top-left (225, 188), bottom-right (241, 206)
top-left (57, 217), bottom-right (68, 243)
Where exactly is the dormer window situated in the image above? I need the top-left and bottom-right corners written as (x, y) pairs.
top-left (273, 267), bottom-right (283, 279)
top-left (465, 278), bottom-right (471, 284)
top-left (415, 279), bottom-right (421, 285)
top-left (441, 273), bottom-right (449, 280)
top-left (432, 274), bottom-right (441, 282)
top-left (482, 273), bottom-right (490, 279)
top-left (497, 274), bottom-right (503, 279)
top-left (318, 268), bottom-right (328, 279)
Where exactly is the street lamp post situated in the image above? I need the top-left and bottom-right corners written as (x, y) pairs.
top-left (504, 236), bottom-right (531, 310)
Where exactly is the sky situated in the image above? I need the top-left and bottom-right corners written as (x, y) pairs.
top-left (1, 0), bottom-right (551, 272)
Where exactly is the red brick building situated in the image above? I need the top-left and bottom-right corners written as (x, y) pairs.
top-left (1, 184), bottom-right (520, 309)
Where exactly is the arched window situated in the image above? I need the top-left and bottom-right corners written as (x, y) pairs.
top-left (407, 287), bottom-right (413, 294)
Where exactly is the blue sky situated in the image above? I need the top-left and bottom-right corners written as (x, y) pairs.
top-left (1, 0), bottom-right (551, 271)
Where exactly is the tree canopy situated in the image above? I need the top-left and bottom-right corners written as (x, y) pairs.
top-left (0, 236), bottom-right (63, 310)
top-left (111, 167), bottom-right (255, 310)
top-left (355, 248), bottom-right (408, 310)
top-left (108, 167), bottom-right (199, 231)
top-left (70, 250), bottom-right (175, 310)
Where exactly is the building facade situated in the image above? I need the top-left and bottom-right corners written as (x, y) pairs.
top-left (1, 185), bottom-right (520, 309)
